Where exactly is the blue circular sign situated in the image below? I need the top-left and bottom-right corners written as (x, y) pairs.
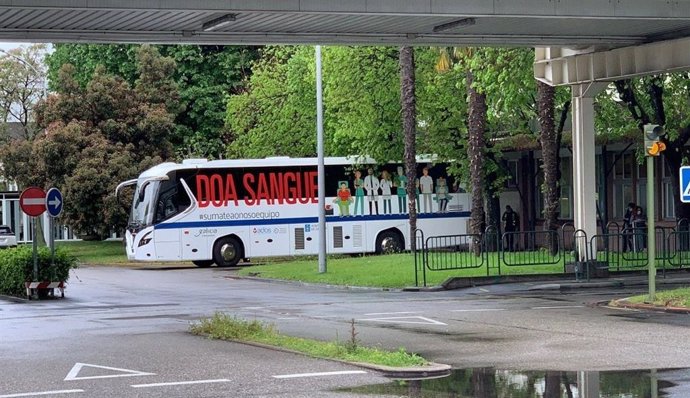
top-left (46, 187), bottom-right (63, 217)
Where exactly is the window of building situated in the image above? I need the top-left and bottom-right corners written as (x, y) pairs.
top-left (662, 161), bottom-right (675, 219)
top-left (505, 159), bottom-right (518, 188)
top-left (612, 152), bottom-right (635, 218)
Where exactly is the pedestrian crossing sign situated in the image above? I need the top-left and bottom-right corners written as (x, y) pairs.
top-left (681, 166), bottom-right (690, 203)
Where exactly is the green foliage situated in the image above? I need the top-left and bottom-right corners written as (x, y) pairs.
top-left (226, 46), bottom-right (469, 169)
top-left (191, 312), bottom-right (427, 367)
top-left (227, 46), bottom-right (318, 158)
top-left (1, 45), bottom-right (178, 239)
top-left (45, 44), bottom-right (258, 158)
top-left (0, 246), bottom-right (77, 296)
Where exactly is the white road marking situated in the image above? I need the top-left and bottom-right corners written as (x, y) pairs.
top-left (131, 379), bottom-right (230, 388)
top-left (531, 305), bottom-right (584, 309)
top-left (363, 311), bottom-right (418, 316)
top-left (64, 363), bottom-right (155, 381)
top-left (273, 370), bottom-right (367, 379)
top-left (0, 390), bottom-right (83, 398)
top-left (358, 316), bottom-right (447, 325)
top-left (478, 288), bottom-right (490, 292)
top-left (450, 308), bottom-right (506, 312)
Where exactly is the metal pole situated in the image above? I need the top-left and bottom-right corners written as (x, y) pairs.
top-left (316, 45), bottom-right (327, 274)
top-left (647, 156), bottom-right (656, 301)
top-left (49, 216), bottom-right (55, 266)
top-left (32, 217), bottom-right (38, 281)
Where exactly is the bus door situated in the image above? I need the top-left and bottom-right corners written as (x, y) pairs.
top-left (154, 228), bottom-right (181, 260)
top-left (327, 221), bottom-right (366, 254)
top-left (249, 224), bottom-right (291, 257)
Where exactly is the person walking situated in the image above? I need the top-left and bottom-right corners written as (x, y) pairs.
top-left (502, 205), bottom-right (519, 251)
top-left (622, 202), bottom-right (635, 252)
top-left (632, 205), bottom-right (646, 252)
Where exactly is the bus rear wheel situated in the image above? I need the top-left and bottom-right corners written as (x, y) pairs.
top-left (213, 236), bottom-right (243, 267)
top-left (376, 230), bottom-right (403, 254)
top-left (193, 260), bottom-right (214, 268)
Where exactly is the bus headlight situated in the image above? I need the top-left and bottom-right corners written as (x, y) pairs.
top-left (138, 232), bottom-right (152, 247)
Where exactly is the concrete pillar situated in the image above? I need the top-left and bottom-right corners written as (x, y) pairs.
top-left (572, 83), bottom-right (607, 260)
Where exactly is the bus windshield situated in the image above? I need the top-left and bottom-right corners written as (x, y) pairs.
top-left (130, 180), bottom-right (159, 228)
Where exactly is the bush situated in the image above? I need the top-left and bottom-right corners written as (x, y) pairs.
top-left (0, 246), bottom-right (77, 296)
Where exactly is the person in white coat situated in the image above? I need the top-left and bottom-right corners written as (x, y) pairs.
top-left (379, 170), bottom-right (393, 215)
top-left (364, 168), bottom-right (380, 215)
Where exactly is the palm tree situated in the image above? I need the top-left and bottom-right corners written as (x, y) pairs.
top-left (437, 48), bottom-right (487, 254)
top-left (399, 46), bottom-right (418, 251)
top-left (537, 80), bottom-right (566, 255)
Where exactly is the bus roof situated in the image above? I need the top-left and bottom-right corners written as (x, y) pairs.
top-left (138, 155), bottom-right (440, 179)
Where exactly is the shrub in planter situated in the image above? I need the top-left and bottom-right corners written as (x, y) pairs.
top-left (0, 246), bottom-right (77, 296)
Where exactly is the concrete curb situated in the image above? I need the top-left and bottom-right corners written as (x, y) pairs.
top-left (234, 275), bottom-right (399, 292)
top-left (528, 281), bottom-right (625, 291)
top-left (0, 293), bottom-right (28, 303)
top-left (193, 334), bottom-right (451, 379)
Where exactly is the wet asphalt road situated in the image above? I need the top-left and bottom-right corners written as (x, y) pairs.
top-left (2, 265), bottom-right (690, 397)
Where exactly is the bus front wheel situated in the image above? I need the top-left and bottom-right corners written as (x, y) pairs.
top-left (213, 236), bottom-right (243, 267)
top-left (376, 230), bottom-right (403, 254)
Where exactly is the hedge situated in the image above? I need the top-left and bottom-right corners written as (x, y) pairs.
top-left (0, 246), bottom-right (77, 296)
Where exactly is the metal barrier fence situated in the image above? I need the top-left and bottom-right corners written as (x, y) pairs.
top-left (413, 222), bottom-right (690, 286)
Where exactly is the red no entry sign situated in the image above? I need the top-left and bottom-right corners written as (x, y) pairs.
top-left (20, 187), bottom-right (46, 217)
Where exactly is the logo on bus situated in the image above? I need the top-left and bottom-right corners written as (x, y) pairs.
top-left (194, 228), bottom-right (217, 237)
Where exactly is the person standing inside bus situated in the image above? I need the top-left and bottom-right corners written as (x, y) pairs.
top-left (396, 166), bottom-right (407, 213)
top-left (353, 169), bottom-right (365, 216)
top-left (380, 170), bottom-right (393, 215)
top-left (334, 181), bottom-right (352, 217)
top-left (419, 167), bottom-right (433, 213)
top-left (364, 168), bottom-right (380, 215)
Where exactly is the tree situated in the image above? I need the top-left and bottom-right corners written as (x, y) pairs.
top-left (399, 46), bottom-right (418, 250)
top-left (226, 46), bottom-right (318, 158)
top-left (1, 45), bottom-right (178, 239)
top-left (597, 74), bottom-right (690, 221)
top-left (45, 44), bottom-right (258, 158)
top-left (435, 48), bottom-right (488, 245)
top-left (0, 44), bottom-right (48, 139)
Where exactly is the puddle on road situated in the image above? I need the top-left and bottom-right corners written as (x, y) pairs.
top-left (338, 367), bottom-right (690, 397)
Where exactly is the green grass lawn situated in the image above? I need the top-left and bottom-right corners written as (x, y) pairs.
top-left (238, 252), bottom-right (566, 288)
top-left (56, 240), bottom-right (131, 265)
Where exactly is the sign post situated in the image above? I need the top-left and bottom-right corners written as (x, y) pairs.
top-left (680, 166), bottom-right (690, 204)
top-left (20, 187), bottom-right (47, 284)
top-left (46, 188), bottom-right (64, 264)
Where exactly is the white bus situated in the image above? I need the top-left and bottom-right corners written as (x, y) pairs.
top-left (117, 157), bottom-right (470, 267)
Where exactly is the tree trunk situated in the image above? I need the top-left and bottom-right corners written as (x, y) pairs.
top-left (399, 46), bottom-right (418, 251)
top-left (537, 80), bottom-right (559, 254)
top-left (467, 71), bottom-right (487, 255)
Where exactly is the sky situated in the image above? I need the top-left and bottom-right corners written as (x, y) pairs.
top-left (0, 42), bottom-right (28, 51)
